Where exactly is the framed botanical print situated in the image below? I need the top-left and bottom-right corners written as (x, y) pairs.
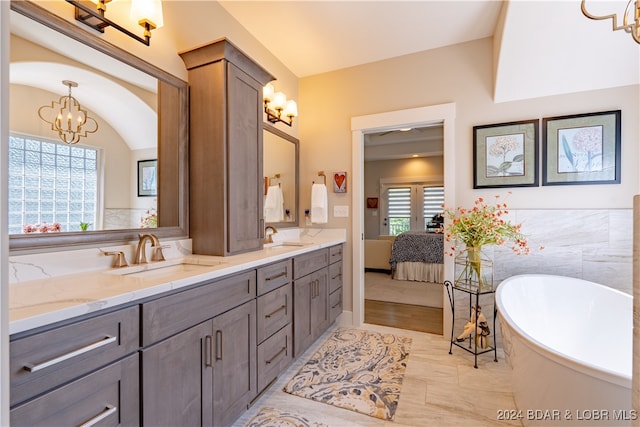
top-left (138, 159), bottom-right (158, 197)
top-left (542, 110), bottom-right (621, 185)
top-left (473, 119), bottom-right (539, 188)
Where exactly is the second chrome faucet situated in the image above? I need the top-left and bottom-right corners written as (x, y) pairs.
top-left (134, 233), bottom-right (165, 264)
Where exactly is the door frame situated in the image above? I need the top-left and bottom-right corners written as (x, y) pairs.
top-left (350, 103), bottom-right (456, 334)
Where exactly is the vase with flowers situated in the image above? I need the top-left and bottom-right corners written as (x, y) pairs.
top-left (439, 193), bottom-right (535, 291)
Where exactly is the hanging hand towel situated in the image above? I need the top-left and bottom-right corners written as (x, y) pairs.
top-left (311, 183), bottom-right (328, 224)
top-left (264, 185), bottom-right (284, 222)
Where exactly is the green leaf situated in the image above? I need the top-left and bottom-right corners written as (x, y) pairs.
top-left (562, 135), bottom-right (574, 166)
top-left (498, 161), bottom-right (512, 172)
top-left (512, 154), bottom-right (524, 162)
top-left (486, 165), bottom-right (500, 176)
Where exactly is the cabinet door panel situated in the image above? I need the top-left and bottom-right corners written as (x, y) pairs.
top-left (141, 321), bottom-right (213, 426)
top-left (212, 300), bottom-right (257, 427)
top-left (11, 353), bottom-right (139, 427)
top-left (293, 274), bottom-right (313, 357)
top-left (311, 268), bottom-right (329, 340)
top-left (227, 62), bottom-right (263, 254)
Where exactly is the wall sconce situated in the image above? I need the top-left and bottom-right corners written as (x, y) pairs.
top-left (38, 80), bottom-right (99, 145)
top-left (263, 83), bottom-right (298, 127)
top-left (581, 0), bottom-right (640, 44)
top-left (65, 0), bottom-right (164, 46)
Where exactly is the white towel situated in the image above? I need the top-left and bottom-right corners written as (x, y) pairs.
top-left (310, 183), bottom-right (328, 224)
top-left (264, 185), bottom-right (284, 222)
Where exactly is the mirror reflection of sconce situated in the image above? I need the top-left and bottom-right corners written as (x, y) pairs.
top-left (263, 83), bottom-right (297, 126)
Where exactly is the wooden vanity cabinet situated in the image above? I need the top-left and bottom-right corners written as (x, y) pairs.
top-left (9, 306), bottom-right (140, 426)
top-left (293, 249), bottom-right (330, 357)
top-left (180, 39), bottom-right (275, 256)
top-left (329, 244), bottom-right (344, 324)
top-left (256, 259), bottom-right (294, 392)
top-left (140, 270), bottom-right (257, 427)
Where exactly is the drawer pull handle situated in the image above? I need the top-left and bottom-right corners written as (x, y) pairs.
top-left (215, 330), bottom-right (223, 360)
top-left (79, 405), bottom-right (117, 427)
top-left (265, 346), bottom-right (287, 365)
top-left (331, 299), bottom-right (342, 309)
top-left (265, 304), bottom-right (287, 319)
top-left (265, 271), bottom-right (288, 281)
top-left (24, 335), bottom-right (117, 373)
top-left (332, 273), bottom-right (342, 280)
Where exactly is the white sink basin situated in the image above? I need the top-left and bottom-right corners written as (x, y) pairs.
top-left (105, 258), bottom-right (225, 278)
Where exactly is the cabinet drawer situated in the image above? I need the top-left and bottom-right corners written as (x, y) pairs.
top-left (10, 305), bottom-right (139, 407)
top-left (329, 288), bottom-right (343, 324)
top-left (257, 323), bottom-right (292, 393)
top-left (257, 283), bottom-right (292, 344)
top-left (11, 353), bottom-right (139, 427)
top-left (329, 244), bottom-right (343, 264)
top-left (329, 262), bottom-right (343, 294)
top-left (142, 270), bottom-right (256, 346)
top-left (293, 249), bottom-right (328, 279)
top-left (257, 259), bottom-right (292, 296)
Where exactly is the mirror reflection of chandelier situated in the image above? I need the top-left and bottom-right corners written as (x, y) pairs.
top-left (38, 80), bottom-right (99, 145)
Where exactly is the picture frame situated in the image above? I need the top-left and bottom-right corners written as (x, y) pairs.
top-left (137, 159), bottom-right (157, 197)
top-left (333, 171), bottom-right (347, 193)
top-left (473, 119), bottom-right (539, 188)
top-left (366, 197), bottom-right (378, 209)
top-left (542, 110), bottom-right (621, 186)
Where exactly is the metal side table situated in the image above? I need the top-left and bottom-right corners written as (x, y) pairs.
top-left (445, 279), bottom-right (498, 368)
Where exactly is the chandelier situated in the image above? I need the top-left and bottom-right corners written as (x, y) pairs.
top-left (581, 0), bottom-right (640, 44)
top-left (38, 80), bottom-right (99, 145)
top-left (263, 83), bottom-right (298, 127)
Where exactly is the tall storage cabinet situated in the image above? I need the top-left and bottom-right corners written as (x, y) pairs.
top-left (180, 39), bottom-right (275, 256)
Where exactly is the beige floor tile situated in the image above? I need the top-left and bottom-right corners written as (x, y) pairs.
top-left (236, 323), bottom-right (519, 427)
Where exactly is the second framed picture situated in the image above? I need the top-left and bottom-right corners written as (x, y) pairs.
top-left (542, 110), bottom-right (621, 186)
top-left (473, 119), bottom-right (539, 189)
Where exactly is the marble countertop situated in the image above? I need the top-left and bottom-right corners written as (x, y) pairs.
top-left (9, 237), bottom-right (345, 335)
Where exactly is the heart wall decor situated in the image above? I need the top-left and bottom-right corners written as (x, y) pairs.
top-left (333, 172), bottom-right (347, 193)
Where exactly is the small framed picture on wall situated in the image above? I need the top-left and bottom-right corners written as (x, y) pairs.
top-left (333, 172), bottom-right (347, 193)
top-left (138, 159), bottom-right (157, 197)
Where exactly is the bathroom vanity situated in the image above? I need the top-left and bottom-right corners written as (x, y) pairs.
top-left (9, 240), bottom-right (345, 426)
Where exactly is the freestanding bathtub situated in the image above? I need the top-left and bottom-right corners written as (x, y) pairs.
top-left (496, 274), bottom-right (633, 426)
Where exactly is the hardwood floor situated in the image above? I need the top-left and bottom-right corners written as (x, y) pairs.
top-left (365, 299), bottom-right (443, 335)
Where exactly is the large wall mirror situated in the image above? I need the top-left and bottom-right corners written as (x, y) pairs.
top-left (263, 122), bottom-right (299, 228)
top-left (8, 1), bottom-right (188, 251)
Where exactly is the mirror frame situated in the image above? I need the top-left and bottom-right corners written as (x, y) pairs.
top-left (263, 122), bottom-right (299, 229)
top-left (9, 0), bottom-right (189, 251)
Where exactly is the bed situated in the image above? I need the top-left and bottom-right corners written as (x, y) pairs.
top-left (389, 231), bottom-right (444, 283)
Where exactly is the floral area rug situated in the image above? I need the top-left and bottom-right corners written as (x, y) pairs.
top-left (283, 328), bottom-right (412, 420)
top-left (245, 407), bottom-right (329, 427)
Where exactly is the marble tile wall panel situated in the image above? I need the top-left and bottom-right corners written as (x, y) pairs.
top-left (492, 209), bottom-right (632, 293)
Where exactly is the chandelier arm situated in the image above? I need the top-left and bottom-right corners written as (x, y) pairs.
top-left (580, 0), bottom-right (635, 32)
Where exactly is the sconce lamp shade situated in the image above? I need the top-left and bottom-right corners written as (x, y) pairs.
top-left (284, 100), bottom-right (298, 118)
top-left (130, 0), bottom-right (164, 28)
top-left (263, 83), bottom-right (275, 103)
top-left (262, 82), bottom-right (297, 127)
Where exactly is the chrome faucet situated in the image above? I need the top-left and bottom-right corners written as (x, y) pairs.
top-left (264, 225), bottom-right (278, 244)
top-left (134, 233), bottom-right (164, 264)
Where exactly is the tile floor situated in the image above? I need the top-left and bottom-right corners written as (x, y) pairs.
top-left (234, 322), bottom-right (521, 427)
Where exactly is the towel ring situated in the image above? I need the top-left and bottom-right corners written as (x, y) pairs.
top-left (313, 171), bottom-right (327, 185)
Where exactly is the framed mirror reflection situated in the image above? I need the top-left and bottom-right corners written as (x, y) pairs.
top-left (9, 0), bottom-right (188, 250)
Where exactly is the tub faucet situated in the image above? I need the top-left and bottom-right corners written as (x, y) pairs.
top-left (134, 233), bottom-right (163, 264)
top-left (264, 225), bottom-right (278, 244)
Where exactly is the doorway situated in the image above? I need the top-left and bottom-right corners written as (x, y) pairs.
top-left (350, 103), bottom-right (456, 334)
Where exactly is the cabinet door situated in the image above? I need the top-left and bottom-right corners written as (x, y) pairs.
top-left (141, 321), bottom-right (213, 426)
top-left (212, 300), bottom-right (257, 427)
top-left (311, 268), bottom-right (329, 340)
top-left (293, 273), bottom-right (313, 357)
top-left (227, 62), bottom-right (263, 254)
